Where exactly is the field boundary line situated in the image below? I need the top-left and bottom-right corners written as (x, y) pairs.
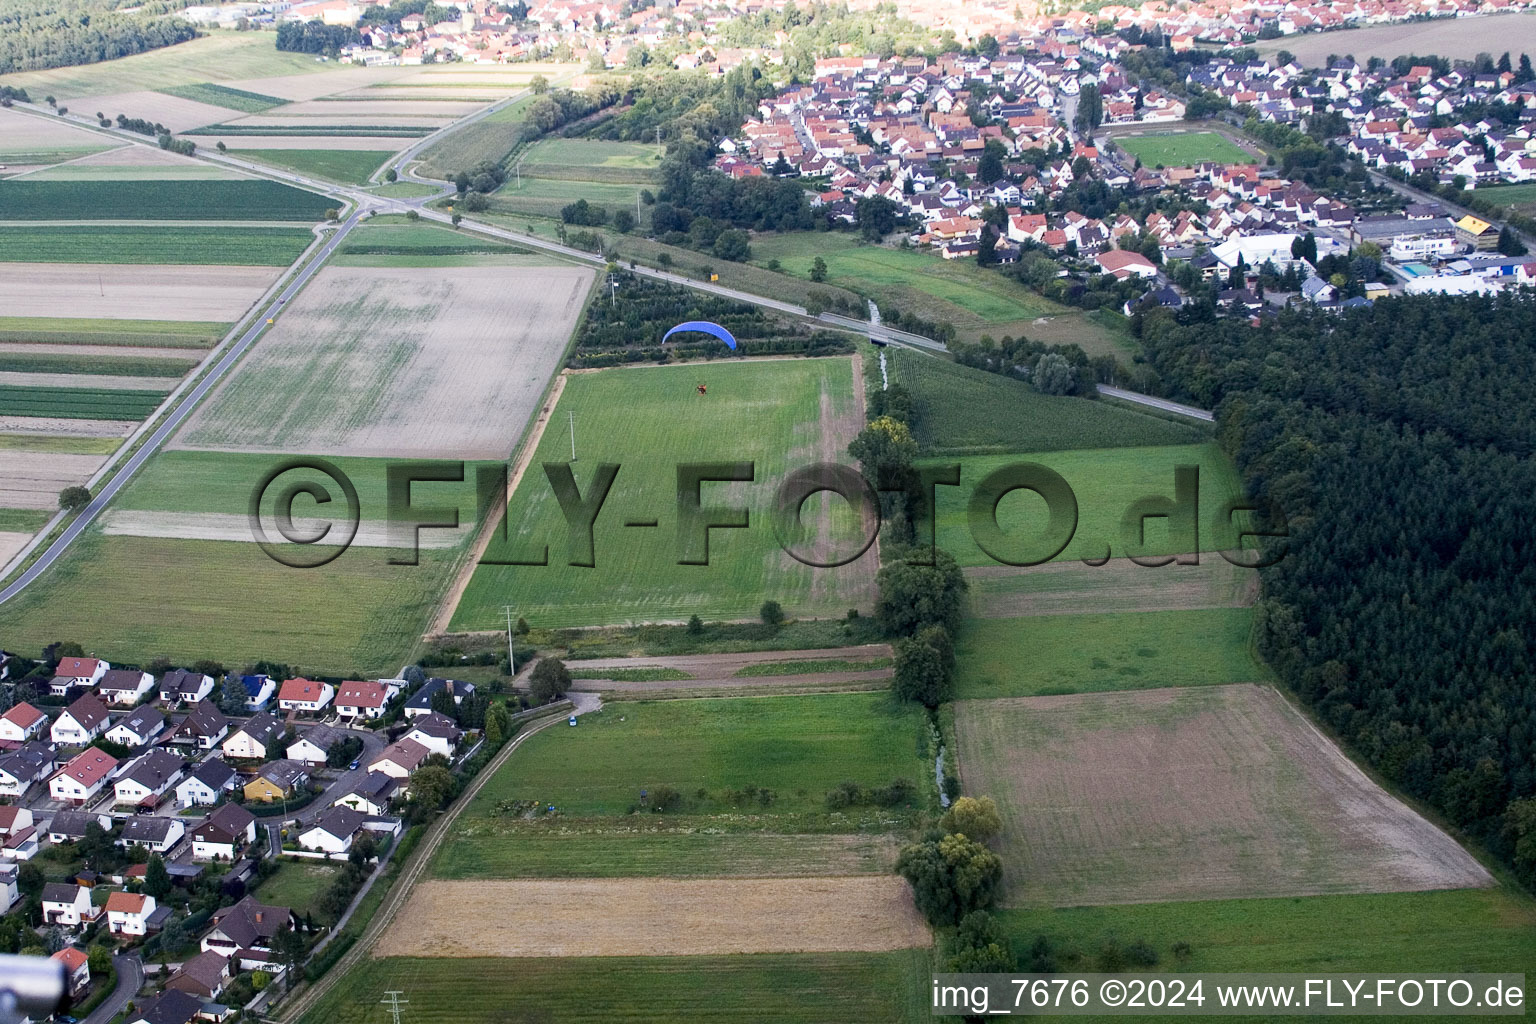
top-left (276, 704), bottom-right (585, 1024)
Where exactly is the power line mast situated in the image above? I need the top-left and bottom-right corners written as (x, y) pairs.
top-left (502, 606), bottom-right (517, 678)
top-left (381, 991), bottom-right (409, 1024)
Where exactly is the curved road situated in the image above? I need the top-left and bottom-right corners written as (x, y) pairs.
top-left (81, 954), bottom-right (142, 1024)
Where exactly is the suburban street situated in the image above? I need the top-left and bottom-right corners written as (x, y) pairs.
top-left (80, 953), bottom-right (142, 1024)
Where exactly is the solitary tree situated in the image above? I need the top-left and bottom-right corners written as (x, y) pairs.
top-left (759, 600), bottom-right (785, 627)
top-left (528, 658), bottom-right (571, 704)
top-left (810, 256), bottom-right (828, 282)
top-left (58, 486), bottom-right (90, 513)
top-left (896, 832), bottom-right (1003, 926)
top-left (144, 854), bottom-right (172, 900)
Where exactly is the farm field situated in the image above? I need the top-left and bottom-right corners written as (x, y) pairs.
top-left (955, 684), bottom-right (1492, 907)
top-left (0, 529), bottom-right (461, 674)
top-left (0, 317), bottom-right (226, 346)
top-left (158, 82), bottom-right (285, 113)
top-left (964, 553), bottom-right (1258, 618)
top-left (927, 442), bottom-right (1246, 568)
top-left (486, 176), bottom-right (652, 219)
top-left (0, 32), bottom-right (332, 98)
top-left (0, 508), bottom-right (50, 532)
top-left (887, 348), bottom-right (1207, 455)
top-left (0, 264), bottom-right (283, 321)
top-left (998, 888), bottom-right (1536, 980)
top-left (381, 877), bottom-right (928, 957)
top-left (0, 107), bottom-right (114, 163)
top-left (0, 385), bottom-right (164, 420)
top-left (0, 432), bottom-right (121, 454)
top-left (414, 93), bottom-right (535, 179)
top-left (230, 148), bottom-right (392, 184)
top-left (70, 90), bottom-right (237, 133)
top-left (437, 691), bottom-right (929, 878)
top-left (1256, 13), bottom-right (1536, 65)
top-left (0, 450), bottom-right (108, 510)
top-left (449, 357), bottom-right (877, 629)
top-left (0, 225), bottom-right (313, 265)
top-left (0, 351), bottom-right (192, 376)
top-left (335, 217), bottom-right (528, 257)
top-left (1114, 131), bottom-right (1250, 168)
top-left (175, 263), bottom-right (594, 459)
top-left (953, 606), bottom-right (1264, 698)
top-left (521, 137), bottom-right (661, 172)
top-left (0, 179), bottom-right (335, 220)
top-left (299, 951), bottom-right (931, 1024)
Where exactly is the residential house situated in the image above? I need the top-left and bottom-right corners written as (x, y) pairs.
top-left (51, 693), bottom-right (111, 746)
top-left (0, 744), bottom-right (51, 798)
top-left (191, 803), bottom-right (256, 861)
top-left (403, 677), bottom-right (475, 718)
top-left (244, 759), bottom-right (308, 803)
top-left (334, 680), bottom-right (393, 721)
top-left (0, 864), bottom-right (14, 913)
top-left (52, 656), bottom-right (107, 695)
top-left (105, 890), bottom-right (157, 936)
top-left (1095, 248), bottom-right (1159, 279)
top-left (202, 895), bottom-right (293, 968)
top-left (1, 822), bottom-right (37, 862)
top-left (170, 702), bottom-right (229, 750)
top-left (98, 669), bottom-right (155, 706)
top-left (49, 748), bottom-right (119, 805)
top-left (403, 712), bottom-right (461, 758)
top-left (236, 674), bottom-right (276, 712)
top-left (113, 748), bottom-right (185, 809)
top-left (286, 725), bottom-right (350, 768)
top-left (165, 949), bottom-right (230, 1000)
top-left (368, 737), bottom-right (430, 781)
top-left (45, 810), bottom-right (112, 844)
top-left (159, 669), bottom-right (214, 705)
top-left (222, 712), bottom-right (282, 761)
top-left (298, 806), bottom-right (366, 855)
top-left (278, 677), bottom-right (334, 715)
top-left (42, 883), bottom-right (98, 928)
top-left (333, 772), bottom-right (398, 816)
top-left (125, 989), bottom-right (202, 1024)
top-left (118, 815), bottom-right (185, 854)
top-left (0, 701), bottom-right (46, 744)
top-left (0, 806), bottom-right (33, 840)
top-left (175, 758), bottom-right (237, 808)
top-left (106, 706), bottom-right (167, 749)
top-left (53, 946), bottom-right (90, 996)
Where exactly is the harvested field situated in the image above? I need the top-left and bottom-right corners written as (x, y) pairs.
top-left (377, 877), bottom-right (930, 957)
top-left (954, 684), bottom-right (1494, 907)
top-left (0, 107), bottom-right (112, 161)
top-left (0, 343), bottom-right (205, 360)
top-left (0, 416), bottom-right (133, 437)
top-left (0, 263), bottom-right (281, 320)
top-left (0, 372), bottom-right (176, 391)
top-left (1259, 14), bottom-right (1536, 66)
top-left (223, 68), bottom-right (413, 102)
top-left (98, 510), bottom-right (471, 548)
top-left (0, 450), bottom-right (106, 508)
top-left (75, 90), bottom-right (233, 132)
top-left (564, 645), bottom-right (893, 691)
top-left (191, 134), bottom-right (411, 151)
top-left (175, 264), bottom-right (594, 459)
top-left (222, 113), bottom-right (450, 129)
top-left (964, 555), bottom-right (1259, 618)
top-left (0, 531), bottom-right (29, 563)
top-left (26, 144), bottom-right (247, 180)
top-left (269, 99), bottom-right (483, 117)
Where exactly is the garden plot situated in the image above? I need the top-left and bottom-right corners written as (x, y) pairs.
top-left (377, 878), bottom-right (930, 958)
top-left (954, 684), bottom-right (1494, 907)
top-left (174, 264), bottom-right (594, 459)
top-left (0, 264), bottom-right (281, 321)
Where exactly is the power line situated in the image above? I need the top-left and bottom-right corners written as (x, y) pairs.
top-left (381, 991), bottom-right (409, 1024)
top-left (502, 606), bottom-right (517, 678)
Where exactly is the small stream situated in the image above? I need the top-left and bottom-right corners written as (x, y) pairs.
top-left (936, 745), bottom-right (950, 808)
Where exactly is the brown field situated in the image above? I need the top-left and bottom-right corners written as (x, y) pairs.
top-left (955, 684), bottom-right (1493, 907)
top-left (175, 264), bottom-right (594, 459)
top-left (1260, 14), bottom-right (1536, 65)
top-left (39, 144), bottom-right (248, 178)
top-left (267, 99), bottom-right (484, 118)
top-left (0, 372), bottom-right (176, 391)
top-left (0, 264), bottom-right (282, 321)
top-left (225, 113), bottom-right (451, 129)
top-left (190, 135), bottom-right (412, 151)
top-left (376, 877), bottom-right (930, 958)
top-left (0, 107), bottom-right (113, 158)
top-left (0, 532), bottom-right (30, 564)
top-left (76, 90), bottom-right (232, 132)
top-left (964, 555), bottom-right (1259, 618)
top-left (98, 510), bottom-right (471, 548)
top-left (0, 343), bottom-right (203, 361)
top-left (0, 416), bottom-right (134, 437)
top-left (226, 68), bottom-right (414, 101)
top-left (0, 450), bottom-right (107, 508)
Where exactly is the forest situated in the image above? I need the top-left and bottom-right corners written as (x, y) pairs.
top-left (1139, 294), bottom-right (1536, 882)
top-left (0, 0), bottom-right (195, 74)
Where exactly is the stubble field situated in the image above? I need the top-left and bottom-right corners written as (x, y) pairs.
top-left (954, 684), bottom-right (1492, 907)
top-left (175, 264), bottom-right (595, 459)
top-left (0, 263), bottom-right (281, 320)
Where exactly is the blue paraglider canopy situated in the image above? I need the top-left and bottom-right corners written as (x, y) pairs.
top-left (662, 320), bottom-right (737, 350)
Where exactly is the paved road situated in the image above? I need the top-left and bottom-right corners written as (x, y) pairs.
top-left (0, 209), bottom-right (363, 606)
top-left (1097, 384), bottom-right (1214, 421)
top-left (295, 725), bottom-right (387, 824)
top-left (81, 953), bottom-right (142, 1024)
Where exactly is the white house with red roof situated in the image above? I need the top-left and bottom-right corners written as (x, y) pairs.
top-left (49, 749), bottom-right (119, 805)
top-left (54, 656), bottom-right (106, 687)
top-left (1095, 248), bottom-right (1159, 280)
top-left (334, 680), bottom-right (393, 721)
top-left (278, 678), bottom-right (334, 715)
top-left (105, 891), bottom-right (156, 936)
top-left (0, 702), bottom-right (46, 744)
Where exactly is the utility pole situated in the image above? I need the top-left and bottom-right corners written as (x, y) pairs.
top-left (502, 606), bottom-right (516, 678)
top-left (381, 991), bottom-right (409, 1024)
top-left (569, 409), bottom-right (576, 462)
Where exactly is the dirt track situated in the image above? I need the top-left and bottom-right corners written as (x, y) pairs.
top-left (376, 876), bottom-right (930, 958)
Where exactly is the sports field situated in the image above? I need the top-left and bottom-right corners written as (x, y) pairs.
top-left (928, 443), bottom-right (1246, 568)
top-left (300, 951), bottom-right (931, 1024)
top-left (955, 684), bottom-right (1492, 906)
top-left (449, 357), bottom-right (878, 629)
top-left (887, 348), bottom-right (1207, 455)
top-left (175, 264), bottom-right (594, 459)
top-left (952, 606), bottom-right (1264, 699)
top-left (1114, 131), bottom-right (1250, 168)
